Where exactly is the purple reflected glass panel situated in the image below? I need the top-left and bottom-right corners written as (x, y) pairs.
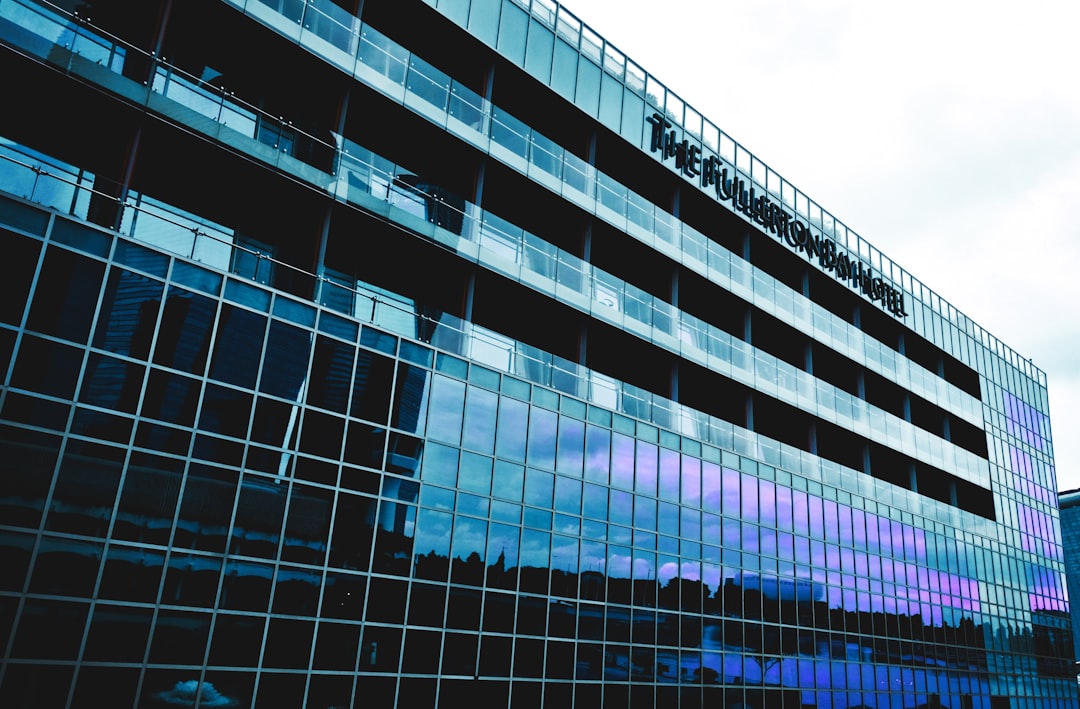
top-left (681, 507), bottom-right (701, 543)
top-left (634, 441), bottom-right (657, 496)
top-left (658, 448), bottom-right (680, 502)
top-left (526, 408), bottom-right (557, 470)
top-left (583, 425), bottom-right (610, 484)
top-left (740, 521), bottom-right (759, 554)
top-left (758, 480), bottom-right (776, 529)
top-left (851, 508), bottom-right (866, 549)
top-left (739, 472), bottom-right (758, 522)
top-left (878, 517), bottom-right (892, 557)
top-left (609, 489), bottom-right (632, 527)
top-left (837, 504), bottom-right (852, 547)
top-left (426, 375), bottom-right (465, 446)
top-left (461, 386), bottom-right (498, 455)
top-left (808, 496), bottom-right (824, 539)
top-left (553, 476), bottom-right (581, 515)
top-left (721, 467), bottom-right (740, 517)
top-left (777, 531), bottom-right (794, 562)
top-left (634, 495), bottom-right (657, 531)
top-left (792, 490), bottom-right (808, 536)
top-left (555, 416), bottom-right (584, 476)
top-left (822, 499), bottom-right (838, 544)
top-left (702, 461), bottom-right (721, 510)
top-left (495, 397), bottom-right (529, 463)
top-left (610, 433), bottom-right (634, 490)
top-left (680, 454), bottom-right (700, 507)
top-left (904, 525), bottom-right (919, 562)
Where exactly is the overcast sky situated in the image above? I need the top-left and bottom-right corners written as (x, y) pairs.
top-left (561, 0), bottom-right (1080, 492)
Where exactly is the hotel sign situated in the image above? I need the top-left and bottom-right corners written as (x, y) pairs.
top-left (647, 113), bottom-right (909, 318)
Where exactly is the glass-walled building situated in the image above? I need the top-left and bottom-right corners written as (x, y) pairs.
top-left (1057, 489), bottom-right (1080, 671)
top-left (0, 0), bottom-right (1070, 706)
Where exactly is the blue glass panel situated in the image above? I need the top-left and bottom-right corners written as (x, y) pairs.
top-left (598, 71), bottom-right (622, 130)
top-left (360, 325), bottom-right (397, 354)
top-left (0, 194), bottom-right (49, 234)
top-left (154, 286), bottom-right (217, 374)
top-left (230, 475), bottom-right (286, 559)
top-left (11, 599), bottom-right (88, 662)
top-left (759, 480), bottom-right (776, 528)
top-left (79, 353), bottom-right (143, 414)
top-left (328, 492), bottom-right (376, 572)
top-left (609, 489), bottom-right (632, 527)
top-left (10, 332), bottom-right (81, 397)
top-left (162, 552), bottom-right (222, 608)
top-left (574, 56), bottom-right (600, 115)
top-left (171, 260), bottom-right (221, 295)
top-left (555, 415), bottom-right (584, 476)
top-left (224, 277), bottom-right (271, 311)
top-left (583, 424), bottom-right (610, 484)
top-left (495, 396), bottom-right (529, 462)
top-left (44, 441), bottom-right (123, 537)
top-left (208, 304), bottom-right (266, 390)
top-left (451, 516), bottom-right (488, 586)
top-left (29, 536), bottom-right (102, 598)
top-left (427, 374), bottom-right (465, 445)
top-left (281, 484), bottom-right (332, 565)
top-left (459, 451), bottom-right (493, 495)
top-left (526, 407), bottom-right (557, 469)
top-left (551, 534), bottom-right (579, 597)
top-left (142, 368), bottom-right (199, 427)
top-left (353, 349), bottom-right (396, 425)
top-left (414, 507), bottom-right (452, 581)
top-left (420, 483), bottom-right (455, 511)
top-left (519, 528), bottom-right (550, 594)
top-left (307, 335), bottom-right (355, 414)
top-left (467, 0), bottom-right (500, 44)
top-left (653, 447), bottom-right (677, 502)
top-left (523, 21), bottom-right (553, 82)
top-left (524, 468), bottom-right (554, 509)
top-left (792, 489), bottom-right (809, 536)
top-left (496, 0), bottom-right (528, 64)
top-left (492, 459), bottom-right (524, 502)
top-left (634, 495), bottom-right (657, 531)
top-left (553, 475), bottom-right (581, 515)
top-left (420, 441), bottom-right (459, 487)
top-left (115, 238), bottom-right (169, 277)
top-left (611, 432), bottom-right (634, 490)
top-left (373, 500), bottom-right (415, 576)
top-left (620, 89), bottom-right (645, 146)
top-left (51, 218), bottom-right (110, 257)
top-left (550, 38), bottom-right (577, 99)
top-left (27, 245), bottom-right (104, 344)
top-left (219, 557), bottom-right (270, 613)
top-left (90, 269), bottom-right (161, 360)
top-left (0, 229), bottom-right (40, 327)
top-left (462, 385), bottom-right (498, 454)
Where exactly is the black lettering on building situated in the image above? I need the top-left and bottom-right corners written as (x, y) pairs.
top-left (646, 112), bottom-right (910, 318)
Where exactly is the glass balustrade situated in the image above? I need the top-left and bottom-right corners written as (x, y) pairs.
top-left (0, 131), bottom-right (986, 487)
top-left (0, 0), bottom-right (984, 426)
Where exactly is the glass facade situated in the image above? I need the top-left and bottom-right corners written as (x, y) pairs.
top-left (0, 0), bottom-right (1070, 707)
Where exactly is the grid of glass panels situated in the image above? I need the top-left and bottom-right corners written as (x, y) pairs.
top-left (0, 142), bottom-right (972, 525)
top-left (415, 0), bottom-right (1046, 389)
top-left (0, 204), bottom-right (1072, 707)
top-left (0, 0), bottom-right (1066, 705)
top-left (0, 0), bottom-right (1043, 420)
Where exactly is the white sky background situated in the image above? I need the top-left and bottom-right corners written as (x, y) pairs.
top-left (561, 0), bottom-right (1080, 491)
